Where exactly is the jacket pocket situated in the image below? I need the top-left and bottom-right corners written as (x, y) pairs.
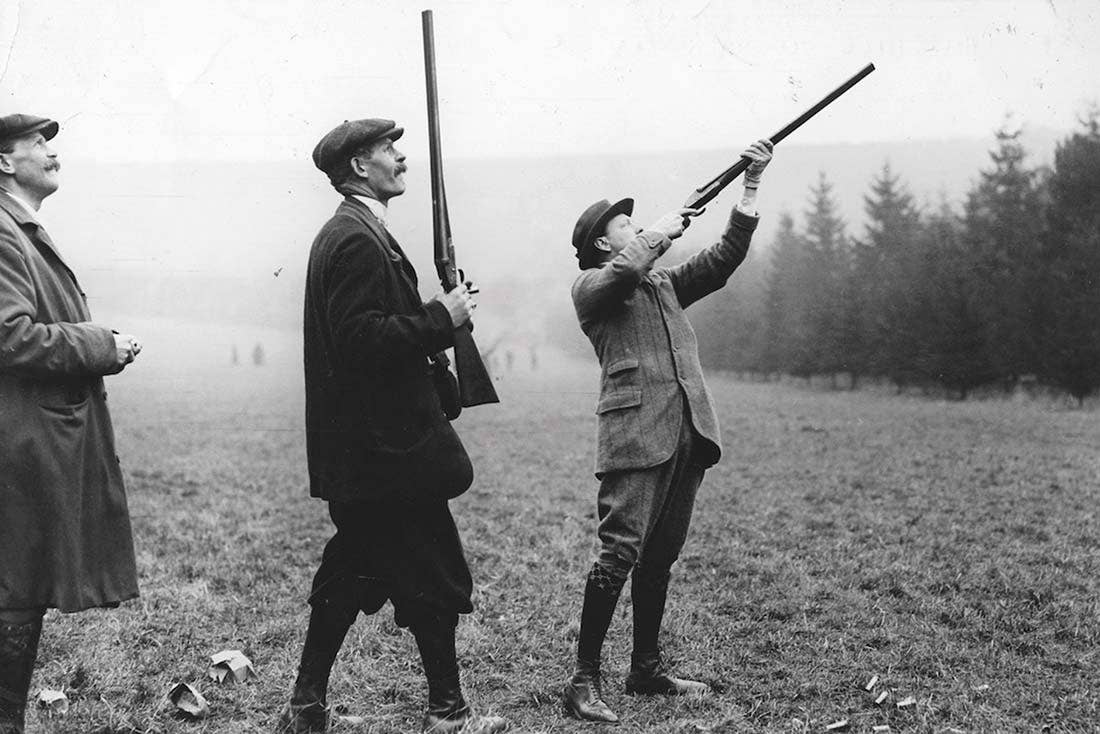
top-left (606, 358), bottom-right (639, 376)
top-left (34, 382), bottom-right (90, 411)
top-left (597, 387), bottom-right (641, 414)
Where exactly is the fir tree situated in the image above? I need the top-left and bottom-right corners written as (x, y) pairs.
top-left (1038, 111), bottom-right (1100, 405)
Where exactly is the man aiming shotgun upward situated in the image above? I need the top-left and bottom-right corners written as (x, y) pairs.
top-left (564, 139), bottom-right (773, 723)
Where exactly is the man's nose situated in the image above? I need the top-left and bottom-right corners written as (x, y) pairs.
top-left (395, 148), bottom-right (406, 162)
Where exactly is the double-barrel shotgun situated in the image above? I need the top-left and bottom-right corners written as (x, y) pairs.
top-left (422, 9), bottom-right (500, 410)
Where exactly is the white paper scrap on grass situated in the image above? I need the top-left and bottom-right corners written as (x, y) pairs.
top-left (36, 689), bottom-right (69, 714)
top-left (208, 649), bottom-right (257, 683)
top-left (168, 682), bottom-right (209, 718)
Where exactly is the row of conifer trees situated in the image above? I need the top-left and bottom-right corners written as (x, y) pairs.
top-left (693, 114), bottom-right (1100, 404)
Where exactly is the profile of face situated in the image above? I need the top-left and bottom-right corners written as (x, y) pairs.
top-left (0, 132), bottom-right (61, 201)
top-left (596, 213), bottom-right (643, 255)
top-left (350, 138), bottom-right (407, 203)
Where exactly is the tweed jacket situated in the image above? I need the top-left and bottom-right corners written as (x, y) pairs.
top-left (572, 207), bottom-right (759, 476)
top-left (0, 193), bottom-right (138, 611)
top-left (303, 196), bottom-right (472, 502)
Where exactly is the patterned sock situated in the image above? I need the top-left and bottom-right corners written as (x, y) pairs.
top-left (576, 561), bottom-right (630, 673)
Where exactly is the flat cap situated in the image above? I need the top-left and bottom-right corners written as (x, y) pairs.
top-left (0, 114), bottom-right (59, 145)
top-left (572, 197), bottom-right (634, 260)
top-left (312, 118), bottom-right (404, 175)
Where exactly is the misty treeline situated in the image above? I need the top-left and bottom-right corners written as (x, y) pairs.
top-left (691, 114), bottom-right (1100, 405)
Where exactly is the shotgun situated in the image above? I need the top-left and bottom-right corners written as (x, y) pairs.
top-left (685, 63), bottom-right (875, 209)
top-left (422, 9), bottom-right (500, 409)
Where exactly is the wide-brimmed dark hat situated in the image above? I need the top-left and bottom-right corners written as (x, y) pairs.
top-left (0, 114), bottom-right (59, 146)
top-left (572, 197), bottom-right (634, 259)
top-left (312, 118), bottom-right (404, 175)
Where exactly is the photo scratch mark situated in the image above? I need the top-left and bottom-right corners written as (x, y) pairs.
top-left (714, 34), bottom-right (755, 67)
top-left (190, 37), bottom-right (235, 93)
top-left (0, 1), bottom-right (20, 87)
top-left (692, 1), bottom-right (713, 21)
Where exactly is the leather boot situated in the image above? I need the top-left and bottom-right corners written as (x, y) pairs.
top-left (413, 617), bottom-right (508, 734)
top-left (275, 601), bottom-right (358, 733)
top-left (562, 563), bottom-right (627, 723)
top-left (420, 670), bottom-right (508, 733)
top-left (563, 660), bottom-right (618, 724)
top-left (625, 567), bottom-right (709, 696)
top-left (624, 651), bottom-right (709, 696)
top-left (0, 616), bottom-right (43, 734)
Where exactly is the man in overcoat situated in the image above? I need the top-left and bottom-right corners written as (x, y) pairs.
top-left (563, 140), bottom-right (774, 722)
top-left (0, 114), bottom-right (142, 733)
top-left (277, 118), bottom-right (506, 734)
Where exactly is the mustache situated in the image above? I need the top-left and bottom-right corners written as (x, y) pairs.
top-left (45, 160), bottom-right (61, 172)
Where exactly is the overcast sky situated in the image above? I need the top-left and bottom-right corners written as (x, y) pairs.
top-left (1, 0), bottom-right (1097, 163)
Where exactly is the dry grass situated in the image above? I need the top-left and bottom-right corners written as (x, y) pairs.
top-left (25, 343), bottom-right (1099, 733)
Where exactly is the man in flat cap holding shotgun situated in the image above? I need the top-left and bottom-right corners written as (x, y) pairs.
top-left (563, 139), bottom-right (774, 723)
top-left (0, 114), bottom-right (142, 733)
top-left (277, 118), bottom-right (506, 734)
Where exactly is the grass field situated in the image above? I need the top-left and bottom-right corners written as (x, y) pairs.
top-left (23, 335), bottom-right (1099, 734)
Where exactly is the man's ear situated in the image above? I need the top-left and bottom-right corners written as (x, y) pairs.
top-left (349, 154), bottom-right (369, 179)
top-left (593, 236), bottom-right (611, 253)
top-left (0, 154), bottom-right (14, 176)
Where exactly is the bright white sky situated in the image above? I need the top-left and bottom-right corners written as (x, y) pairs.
top-left (1, 0), bottom-right (1097, 162)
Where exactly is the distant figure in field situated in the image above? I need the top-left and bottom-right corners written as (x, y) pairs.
top-left (276, 118), bottom-right (505, 734)
top-left (0, 114), bottom-right (143, 732)
top-left (563, 140), bottom-right (774, 722)
top-left (252, 342), bottom-right (265, 366)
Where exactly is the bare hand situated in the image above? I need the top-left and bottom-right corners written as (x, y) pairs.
top-left (648, 207), bottom-right (704, 241)
top-left (743, 139), bottom-right (774, 184)
top-left (434, 282), bottom-right (475, 328)
top-left (113, 333), bottom-right (141, 371)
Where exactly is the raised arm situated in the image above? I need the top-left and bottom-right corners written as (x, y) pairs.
top-left (572, 230), bottom-right (668, 323)
top-left (572, 207), bottom-right (703, 324)
top-left (668, 140), bottom-right (772, 308)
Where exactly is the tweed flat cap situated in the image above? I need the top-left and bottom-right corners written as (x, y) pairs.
top-left (312, 118), bottom-right (404, 175)
top-left (572, 197), bottom-right (634, 259)
top-left (0, 114), bottom-right (59, 145)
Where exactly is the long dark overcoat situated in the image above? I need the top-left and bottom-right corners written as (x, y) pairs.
top-left (303, 196), bottom-right (472, 502)
top-left (0, 193), bottom-right (138, 612)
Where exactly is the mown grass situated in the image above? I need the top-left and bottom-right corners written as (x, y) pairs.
top-left (26, 350), bottom-right (1099, 733)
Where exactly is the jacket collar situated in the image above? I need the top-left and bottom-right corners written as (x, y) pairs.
top-left (0, 191), bottom-right (71, 270)
top-left (336, 196), bottom-right (402, 262)
top-left (335, 195), bottom-right (421, 292)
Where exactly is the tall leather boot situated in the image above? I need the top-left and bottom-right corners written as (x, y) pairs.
top-left (0, 615), bottom-right (43, 734)
top-left (563, 563), bottom-right (626, 723)
top-left (624, 568), bottom-right (708, 696)
top-left (275, 601), bottom-right (358, 733)
top-left (412, 616), bottom-right (507, 734)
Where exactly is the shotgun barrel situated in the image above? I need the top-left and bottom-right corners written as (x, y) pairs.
top-left (422, 9), bottom-right (499, 409)
top-left (685, 63), bottom-right (875, 210)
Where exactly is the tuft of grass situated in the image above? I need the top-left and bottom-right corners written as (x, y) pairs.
top-left (27, 353), bottom-right (1099, 733)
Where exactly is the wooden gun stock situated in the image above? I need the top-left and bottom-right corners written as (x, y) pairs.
top-left (422, 9), bottom-right (499, 410)
top-left (685, 62), bottom-right (875, 210)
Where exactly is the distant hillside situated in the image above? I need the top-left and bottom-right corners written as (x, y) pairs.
top-left (55, 127), bottom-right (1065, 338)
